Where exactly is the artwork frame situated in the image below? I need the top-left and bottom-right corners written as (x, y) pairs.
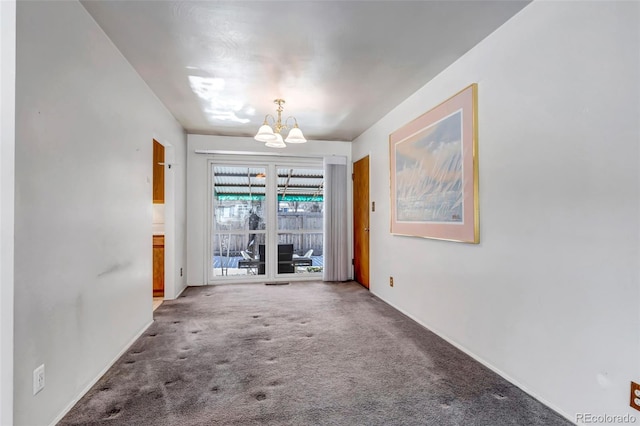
top-left (389, 83), bottom-right (479, 243)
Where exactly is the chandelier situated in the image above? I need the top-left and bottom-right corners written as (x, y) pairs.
top-left (254, 99), bottom-right (307, 148)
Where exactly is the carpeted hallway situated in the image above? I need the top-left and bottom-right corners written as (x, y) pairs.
top-left (60, 281), bottom-right (571, 425)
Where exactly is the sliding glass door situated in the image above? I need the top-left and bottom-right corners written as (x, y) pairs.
top-left (276, 166), bottom-right (324, 276)
top-left (209, 158), bottom-right (323, 283)
top-left (211, 165), bottom-right (267, 278)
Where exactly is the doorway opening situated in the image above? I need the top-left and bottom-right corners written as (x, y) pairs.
top-left (152, 139), bottom-right (164, 309)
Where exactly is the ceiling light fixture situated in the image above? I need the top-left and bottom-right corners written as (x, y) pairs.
top-left (254, 99), bottom-right (307, 148)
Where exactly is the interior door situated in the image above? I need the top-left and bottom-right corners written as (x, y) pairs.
top-left (353, 156), bottom-right (370, 289)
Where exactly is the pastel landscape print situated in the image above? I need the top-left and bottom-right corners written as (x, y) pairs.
top-left (395, 110), bottom-right (463, 223)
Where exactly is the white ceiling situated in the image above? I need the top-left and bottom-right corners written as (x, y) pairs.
top-left (81, 1), bottom-right (529, 141)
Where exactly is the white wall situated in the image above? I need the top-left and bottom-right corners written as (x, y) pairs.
top-left (14, 2), bottom-right (186, 425)
top-left (186, 134), bottom-right (352, 285)
top-left (352, 1), bottom-right (639, 421)
top-left (0, 1), bottom-right (16, 424)
top-left (156, 137), bottom-right (188, 300)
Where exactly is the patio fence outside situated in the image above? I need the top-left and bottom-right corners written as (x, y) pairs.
top-left (214, 212), bottom-right (323, 257)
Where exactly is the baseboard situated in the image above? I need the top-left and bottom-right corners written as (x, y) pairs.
top-left (171, 284), bottom-right (188, 299)
top-left (48, 320), bottom-right (154, 426)
top-left (368, 289), bottom-right (576, 425)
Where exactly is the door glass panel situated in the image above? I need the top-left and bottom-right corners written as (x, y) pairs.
top-left (214, 166), bottom-right (267, 232)
top-left (277, 233), bottom-right (323, 274)
top-left (212, 166), bottom-right (267, 277)
top-left (276, 167), bottom-right (324, 275)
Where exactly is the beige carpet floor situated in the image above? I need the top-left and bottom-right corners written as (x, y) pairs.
top-left (60, 281), bottom-right (571, 426)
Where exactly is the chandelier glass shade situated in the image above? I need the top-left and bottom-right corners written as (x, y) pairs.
top-left (265, 133), bottom-right (286, 148)
top-left (254, 99), bottom-right (307, 146)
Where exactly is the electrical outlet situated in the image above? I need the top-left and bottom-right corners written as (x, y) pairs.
top-left (631, 381), bottom-right (640, 411)
top-left (390, 276), bottom-right (394, 287)
top-left (33, 364), bottom-right (45, 395)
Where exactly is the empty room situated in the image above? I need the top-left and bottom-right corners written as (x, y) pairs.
top-left (1, 0), bottom-right (639, 425)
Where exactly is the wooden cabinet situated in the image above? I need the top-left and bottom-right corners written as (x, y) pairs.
top-left (153, 235), bottom-right (164, 297)
top-left (153, 140), bottom-right (164, 203)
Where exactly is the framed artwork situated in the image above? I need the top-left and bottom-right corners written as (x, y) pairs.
top-left (389, 83), bottom-right (479, 243)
